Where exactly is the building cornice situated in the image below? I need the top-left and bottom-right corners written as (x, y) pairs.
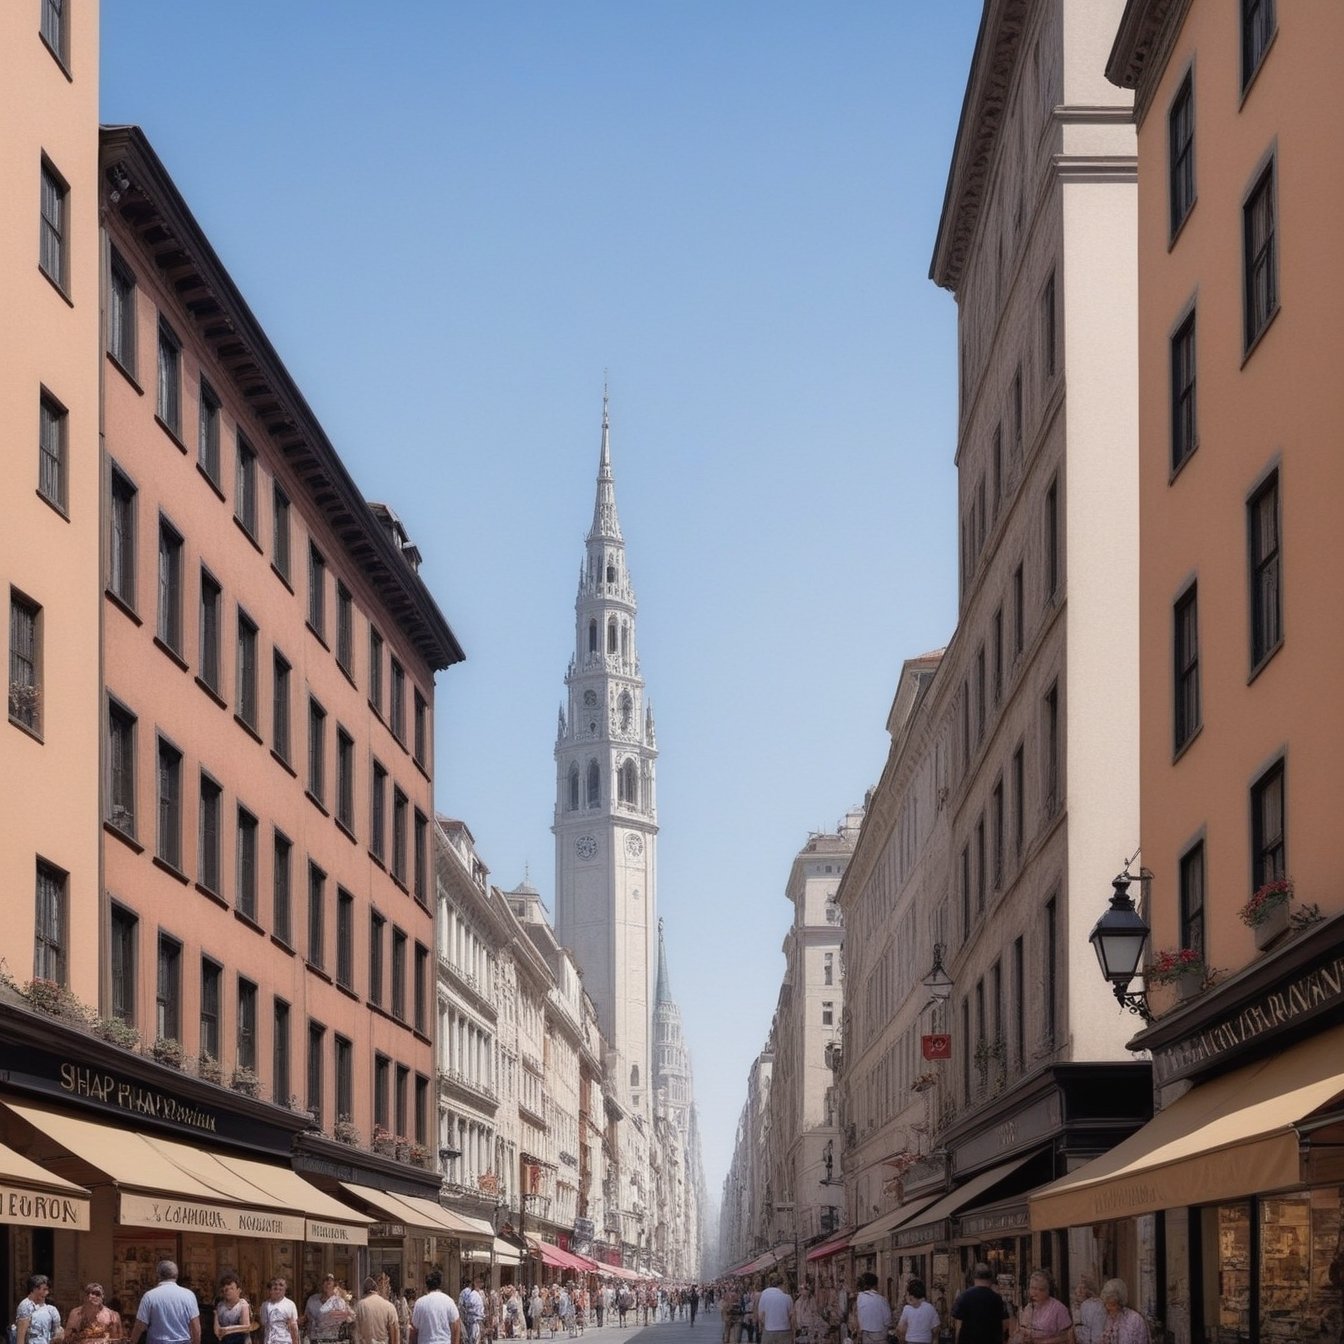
top-left (1107, 0), bottom-right (1192, 122)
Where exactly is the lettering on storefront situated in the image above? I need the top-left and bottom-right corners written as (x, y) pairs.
top-left (368, 1223), bottom-right (407, 1239)
top-left (957, 1205), bottom-right (1028, 1239)
top-left (59, 1063), bottom-right (219, 1134)
top-left (307, 1220), bottom-right (369, 1247)
top-left (1154, 954), bottom-right (1344, 1085)
top-left (953, 1094), bottom-right (1060, 1176)
top-left (894, 1219), bottom-right (949, 1251)
top-left (120, 1192), bottom-right (304, 1240)
top-left (2, 1185), bottom-right (90, 1230)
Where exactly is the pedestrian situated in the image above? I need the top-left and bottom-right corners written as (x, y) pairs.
top-left (215, 1277), bottom-right (252, 1343)
top-left (754, 1275), bottom-right (793, 1344)
top-left (950, 1265), bottom-right (1009, 1344)
top-left (459, 1282), bottom-right (483, 1344)
top-left (1069, 1277), bottom-right (1104, 1344)
top-left (1096, 1282), bottom-right (1146, 1344)
top-left (527, 1290), bottom-right (542, 1341)
top-left (894, 1281), bottom-right (938, 1344)
top-left (689, 1289), bottom-right (700, 1328)
top-left (1011, 1275), bottom-right (1070, 1344)
top-left (16, 1276), bottom-right (64, 1344)
top-left (66, 1284), bottom-right (121, 1344)
top-left (129, 1262), bottom-right (201, 1344)
top-left (303, 1279), bottom-right (352, 1344)
top-left (501, 1291), bottom-right (523, 1342)
top-left (848, 1274), bottom-right (889, 1344)
top-left (408, 1271), bottom-right (460, 1344)
top-left (354, 1278), bottom-right (400, 1344)
top-left (258, 1281), bottom-right (299, 1344)
top-left (793, 1285), bottom-right (820, 1344)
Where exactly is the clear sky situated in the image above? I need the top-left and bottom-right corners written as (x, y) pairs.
top-left (101, 1), bottom-right (983, 1209)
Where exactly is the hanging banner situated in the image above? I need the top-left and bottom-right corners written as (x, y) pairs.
top-left (922, 1034), bottom-right (952, 1060)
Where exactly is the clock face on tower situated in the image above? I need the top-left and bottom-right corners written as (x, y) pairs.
top-left (575, 835), bottom-right (598, 860)
top-left (624, 833), bottom-right (644, 858)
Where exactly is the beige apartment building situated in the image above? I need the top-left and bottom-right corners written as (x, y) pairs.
top-left (1028, 6), bottom-right (1344, 1341)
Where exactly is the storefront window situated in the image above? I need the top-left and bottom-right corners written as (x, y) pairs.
top-left (1260, 1190), bottom-right (1339, 1341)
top-left (1204, 1202), bottom-right (1252, 1343)
top-left (1164, 1208), bottom-right (1191, 1344)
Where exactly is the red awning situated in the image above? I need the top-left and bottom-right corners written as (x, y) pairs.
top-left (805, 1229), bottom-right (854, 1262)
top-left (528, 1236), bottom-right (597, 1274)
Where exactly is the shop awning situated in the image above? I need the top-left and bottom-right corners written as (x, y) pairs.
top-left (0, 1134), bottom-right (90, 1230)
top-left (890, 1155), bottom-right (1035, 1249)
top-left (5, 1101), bottom-right (368, 1243)
top-left (527, 1235), bottom-right (597, 1273)
top-left (453, 1210), bottom-right (496, 1239)
top-left (341, 1182), bottom-right (486, 1239)
top-left (805, 1228), bottom-right (853, 1262)
top-left (600, 1263), bottom-right (643, 1281)
top-left (1030, 1023), bottom-right (1344, 1231)
top-left (848, 1194), bottom-right (940, 1249)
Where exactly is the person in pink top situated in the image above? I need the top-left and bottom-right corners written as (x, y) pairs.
top-left (1011, 1274), bottom-right (1072, 1344)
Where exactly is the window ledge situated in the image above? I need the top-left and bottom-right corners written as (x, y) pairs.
top-left (233, 515), bottom-right (263, 554)
top-left (8, 715), bottom-right (44, 745)
top-left (234, 908), bottom-right (266, 937)
top-left (39, 265), bottom-right (73, 308)
top-left (155, 415), bottom-right (187, 454)
top-left (105, 589), bottom-right (142, 625)
top-left (1169, 442), bottom-right (1199, 485)
top-left (196, 461), bottom-right (226, 502)
top-left (370, 852), bottom-right (387, 872)
top-left (335, 817), bottom-right (358, 846)
top-left (270, 935), bottom-right (296, 957)
top-left (40, 32), bottom-right (73, 80)
top-left (1238, 29), bottom-right (1278, 109)
top-left (305, 961), bottom-right (333, 985)
top-left (152, 855), bottom-right (190, 885)
top-left (1241, 303), bottom-right (1281, 368)
top-left (1248, 638), bottom-right (1284, 685)
top-left (107, 352), bottom-right (143, 395)
top-left (234, 713), bottom-right (263, 745)
top-left (338, 662), bottom-right (358, 692)
top-left (1168, 200), bottom-right (1197, 252)
top-left (336, 982), bottom-right (360, 1004)
top-left (104, 819), bottom-right (144, 853)
top-left (412, 1028), bottom-right (431, 1048)
top-left (271, 562), bottom-right (294, 593)
top-left (153, 635), bottom-right (189, 672)
top-left (1172, 723), bottom-right (1202, 764)
top-left (195, 881), bottom-right (228, 911)
top-left (413, 756), bottom-right (431, 784)
top-left (306, 621), bottom-right (329, 651)
top-left (35, 488), bottom-right (70, 523)
top-left (271, 748), bottom-right (297, 778)
top-left (306, 790), bottom-right (329, 817)
top-left (196, 676), bottom-right (227, 711)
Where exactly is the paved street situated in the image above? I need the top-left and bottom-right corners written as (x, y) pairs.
top-left (523, 1310), bottom-right (721, 1344)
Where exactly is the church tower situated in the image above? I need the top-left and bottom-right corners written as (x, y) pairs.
top-left (553, 395), bottom-right (657, 1115)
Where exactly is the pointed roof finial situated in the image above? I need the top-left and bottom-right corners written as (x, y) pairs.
top-left (588, 378), bottom-right (622, 542)
top-left (655, 917), bottom-right (671, 1005)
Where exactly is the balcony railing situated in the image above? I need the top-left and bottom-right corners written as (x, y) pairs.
top-left (438, 1068), bottom-right (498, 1106)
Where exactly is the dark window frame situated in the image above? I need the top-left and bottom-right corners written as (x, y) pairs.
top-left (34, 858), bottom-right (68, 985)
top-left (108, 249), bottom-right (137, 375)
top-left (198, 379), bottom-right (221, 484)
top-left (1171, 310), bottom-right (1197, 473)
top-left (38, 389), bottom-right (67, 512)
top-left (1248, 469), bottom-right (1282, 671)
top-left (1250, 758), bottom-right (1286, 891)
top-left (1169, 72), bottom-right (1195, 236)
top-left (1241, 0), bottom-right (1276, 90)
top-left (156, 321), bottom-right (182, 437)
top-left (1179, 840), bottom-right (1205, 957)
top-left (39, 157), bottom-right (69, 292)
top-left (1243, 158), bottom-right (1278, 352)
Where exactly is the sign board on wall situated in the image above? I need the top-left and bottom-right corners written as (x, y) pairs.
top-left (922, 1035), bottom-right (952, 1060)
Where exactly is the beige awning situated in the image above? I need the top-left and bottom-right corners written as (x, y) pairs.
top-left (892, 1155), bottom-right (1035, 1248)
top-left (341, 1182), bottom-right (488, 1239)
top-left (0, 1133), bottom-right (90, 1230)
top-left (1030, 1023), bottom-right (1344, 1231)
top-left (849, 1194), bottom-right (940, 1249)
top-left (4, 1101), bottom-right (366, 1243)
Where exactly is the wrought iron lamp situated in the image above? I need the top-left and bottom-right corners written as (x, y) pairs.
top-left (1089, 869), bottom-right (1153, 1021)
top-left (922, 943), bottom-right (952, 1007)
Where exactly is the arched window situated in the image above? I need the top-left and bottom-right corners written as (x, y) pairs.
top-left (620, 623), bottom-right (630, 660)
top-left (588, 619), bottom-right (597, 654)
top-left (586, 760), bottom-right (600, 808)
top-left (567, 764), bottom-right (580, 812)
top-left (606, 562), bottom-right (616, 585)
top-left (618, 759), bottom-right (638, 807)
top-left (619, 693), bottom-right (633, 733)
top-left (607, 618), bottom-right (617, 654)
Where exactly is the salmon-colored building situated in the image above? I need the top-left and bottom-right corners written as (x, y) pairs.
top-left (1029, 5), bottom-right (1344, 1340)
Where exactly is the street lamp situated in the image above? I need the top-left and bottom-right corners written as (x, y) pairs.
top-left (1089, 869), bottom-right (1153, 1020)
top-left (922, 944), bottom-right (952, 1007)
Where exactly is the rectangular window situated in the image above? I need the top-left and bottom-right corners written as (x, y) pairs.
top-left (1012, 366), bottom-right (1023, 455)
top-left (392, 788), bottom-right (408, 883)
top-left (199, 570), bottom-right (222, 696)
top-left (34, 859), bottom-right (67, 984)
top-left (307, 545), bottom-right (326, 639)
top-left (821, 1001), bottom-right (834, 1026)
top-left (336, 728), bottom-right (355, 831)
top-left (961, 997), bottom-right (971, 1104)
top-left (823, 952), bottom-right (834, 986)
top-left (1251, 759), bottom-right (1286, 890)
top-left (237, 978), bottom-right (257, 1073)
top-left (1013, 563), bottom-right (1025, 656)
top-left (157, 322), bottom-right (181, 437)
top-left (414, 942), bottom-right (429, 1034)
top-left (108, 250), bottom-right (136, 374)
top-left (975, 815), bottom-right (986, 914)
top-left (39, 160), bottom-right (67, 290)
top-left (992, 607), bottom-right (1003, 705)
top-left (368, 627), bottom-right (384, 715)
top-left (109, 466), bottom-right (138, 606)
top-left (390, 660), bottom-right (406, 741)
top-left (975, 645), bottom-right (986, 743)
top-left (1174, 584), bottom-right (1201, 752)
top-left (1171, 311), bottom-right (1197, 471)
top-left (273, 831), bottom-right (293, 946)
top-left (336, 584), bottom-right (353, 675)
top-left (335, 1036), bottom-right (353, 1122)
top-left (235, 436), bottom-right (258, 536)
top-left (414, 692), bottom-right (428, 765)
top-left (1045, 895), bottom-right (1058, 1046)
top-left (960, 845), bottom-right (971, 941)
top-left (307, 863), bottom-right (326, 970)
top-left (307, 698), bottom-right (326, 803)
top-left (374, 1055), bottom-right (391, 1130)
top-left (307, 1021), bottom-right (325, 1126)
top-left (414, 810), bottom-right (429, 903)
top-left (336, 888), bottom-right (354, 989)
top-left (1244, 161), bottom-right (1277, 349)
top-left (1241, 0), bottom-right (1276, 89)
top-left (272, 650), bottom-right (291, 760)
top-left (199, 958), bottom-right (221, 1064)
top-left (236, 807), bottom-right (258, 920)
top-left (157, 517), bottom-right (183, 654)
top-left (157, 934), bottom-right (181, 1043)
top-left (38, 391), bottom-right (67, 511)
top-left (1041, 270), bottom-right (1057, 380)
top-left (199, 774), bottom-right (222, 895)
top-left (1043, 683), bottom-right (1060, 818)
top-left (395, 1065), bottom-right (410, 1137)
top-left (992, 778), bottom-right (1004, 887)
top-left (156, 737), bottom-right (183, 869)
top-left (1249, 471), bottom-right (1281, 667)
top-left (391, 928), bottom-right (407, 1021)
top-left (371, 761), bottom-right (387, 861)
top-left (110, 905), bottom-right (138, 1024)
top-left (991, 426), bottom-right (1003, 517)
top-left (273, 998), bottom-right (291, 1105)
top-left (1045, 477), bottom-right (1060, 601)
top-left (236, 610), bottom-right (258, 728)
top-left (272, 486), bottom-right (291, 582)
top-left (198, 380), bottom-right (221, 483)
top-left (1012, 744), bottom-right (1025, 854)
top-left (991, 959), bottom-right (1003, 1048)
top-left (9, 592), bottom-right (42, 733)
top-left (1013, 935), bottom-right (1025, 1069)
top-left (415, 1075), bottom-right (429, 1145)
top-left (369, 912), bottom-right (385, 1008)
top-left (1179, 841), bottom-right (1205, 957)
top-left (1169, 74), bottom-right (1195, 235)
top-left (41, 0), bottom-right (67, 66)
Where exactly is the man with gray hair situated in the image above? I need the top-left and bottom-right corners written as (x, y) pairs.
top-left (130, 1262), bottom-right (201, 1344)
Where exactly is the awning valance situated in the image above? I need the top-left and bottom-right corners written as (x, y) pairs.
top-left (1030, 1023), bottom-right (1344, 1231)
top-left (0, 1133), bottom-right (90, 1230)
top-left (527, 1235), bottom-right (597, 1273)
top-left (5, 1101), bottom-right (367, 1242)
top-left (849, 1194), bottom-right (940, 1249)
top-left (891, 1155), bottom-right (1034, 1250)
top-left (805, 1228), bottom-right (853, 1262)
top-left (341, 1182), bottom-right (485, 1239)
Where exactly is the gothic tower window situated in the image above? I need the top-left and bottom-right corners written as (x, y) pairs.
top-left (620, 623), bottom-right (630, 660)
top-left (630, 1065), bottom-right (639, 1087)
top-left (606, 561), bottom-right (616, 584)
top-left (618, 759), bottom-right (638, 808)
top-left (588, 619), bottom-right (597, 654)
top-left (607, 618), bottom-right (617, 654)
top-left (568, 764), bottom-right (580, 812)
top-left (586, 760), bottom-right (600, 808)
top-left (619, 692), bottom-right (633, 733)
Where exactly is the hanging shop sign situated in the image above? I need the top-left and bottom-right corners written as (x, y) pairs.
top-left (120, 1192), bottom-right (304, 1240)
top-left (922, 1035), bottom-right (952, 1060)
top-left (307, 1219), bottom-right (369, 1246)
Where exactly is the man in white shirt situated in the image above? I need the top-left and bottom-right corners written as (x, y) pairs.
top-left (853, 1274), bottom-right (892, 1344)
top-left (409, 1272), bottom-right (460, 1344)
top-left (259, 1280), bottom-right (300, 1344)
top-left (756, 1276), bottom-right (794, 1344)
top-left (458, 1281), bottom-right (483, 1344)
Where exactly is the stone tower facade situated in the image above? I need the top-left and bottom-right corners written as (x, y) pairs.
top-left (553, 397), bottom-right (657, 1115)
top-left (653, 919), bottom-right (692, 1132)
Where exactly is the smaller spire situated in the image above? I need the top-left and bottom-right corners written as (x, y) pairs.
top-left (655, 917), bottom-right (671, 1005)
top-left (587, 382), bottom-right (623, 543)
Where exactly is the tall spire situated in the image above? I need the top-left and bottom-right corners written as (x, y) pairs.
top-left (656, 917), bottom-right (671, 1005)
top-left (587, 384), bottom-right (623, 543)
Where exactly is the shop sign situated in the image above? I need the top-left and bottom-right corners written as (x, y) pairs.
top-left (306, 1219), bottom-right (369, 1247)
top-left (893, 1217), bottom-right (949, 1251)
top-left (1, 1183), bottom-right (90, 1230)
top-left (121, 1192), bottom-right (304, 1241)
top-left (1153, 953), bottom-right (1344, 1085)
top-left (922, 1035), bottom-right (951, 1061)
top-left (368, 1223), bottom-right (407, 1239)
top-left (59, 1063), bottom-right (218, 1133)
top-left (573, 1217), bottom-right (595, 1240)
top-left (957, 1205), bottom-right (1028, 1239)
top-left (951, 1094), bottom-right (1060, 1176)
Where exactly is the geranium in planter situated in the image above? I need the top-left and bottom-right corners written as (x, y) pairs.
top-left (334, 1115), bottom-right (361, 1146)
top-left (151, 1036), bottom-right (186, 1069)
top-left (372, 1123), bottom-right (395, 1155)
top-left (230, 1066), bottom-right (261, 1097)
top-left (198, 1052), bottom-right (225, 1085)
top-left (1240, 878), bottom-right (1292, 926)
top-left (24, 978), bottom-right (93, 1025)
top-left (1145, 948), bottom-right (1205, 986)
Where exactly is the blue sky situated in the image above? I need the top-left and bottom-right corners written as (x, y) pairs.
top-left (101, 1), bottom-right (982, 1205)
